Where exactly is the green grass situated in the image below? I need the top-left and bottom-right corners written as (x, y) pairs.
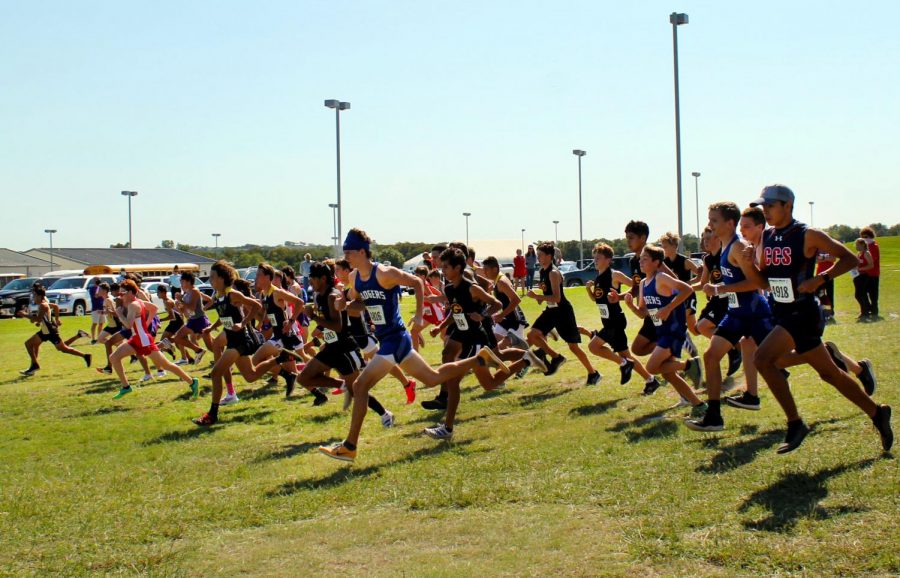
top-left (1, 240), bottom-right (898, 576)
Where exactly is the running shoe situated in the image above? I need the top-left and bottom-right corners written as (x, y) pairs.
top-left (318, 442), bottom-right (356, 462)
top-left (192, 412), bottom-right (216, 427)
top-left (726, 348), bottom-right (742, 377)
top-left (284, 372), bottom-right (296, 398)
top-left (824, 341), bottom-right (848, 372)
top-left (189, 378), bottom-right (199, 400)
top-left (642, 377), bottom-right (662, 396)
top-left (139, 374), bottom-right (153, 383)
top-left (586, 371), bottom-right (602, 386)
top-left (313, 390), bottom-right (329, 407)
top-left (724, 391), bottom-right (760, 411)
top-left (685, 408), bottom-right (724, 431)
top-left (776, 419), bottom-right (810, 454)
top-left (477, 348), bottom-right (510, 372)
top-left (96, 367), bottom-right (112, 374)
top-left (129, 355), bottom-right (138, 365)
top-left (331, 382), bottom-right (346, 395)
top-left (155, 370), bottom-right (167, 378)
top-left (77, 329), bottom-right (90, 339)
top-left (193, 350), bottom-right (206, 366)
top-left (685, 357), bottom-right (703, 389)
top-left (544, 354), bottom-right (567, 376)
top-left (675, 395), bottom-right (692, 409)
top-left (404, 381), bottom-right (417, 404)
top-left (424, 423), bottom-right (454, 440)
top-left (421, 396), bottom-right (448, 411)
top-left (619, 359), bottom-right (634, 385)
top-left (381, 410), bottom-right (395, 428)
top-left (514, 363), bottom-right (531, 380)
top-left (112, 387), bottom-right (132, 400)
top-left (689, 402), bottom-right (709, 420)
top-left (872, 405), bottom-right (893, 452)
top-left (19, 367), bottom-right (37, 377)
top-left (858, 359), bottom-right (877, 396)
top-left (220, 393), bottom-right (240, 406)
top-left (266, 375), bottom-right (278, 385)
top-left (525, 349), bottom-right (548, 373)
top-left (174, 359), bottom-right (189, 366)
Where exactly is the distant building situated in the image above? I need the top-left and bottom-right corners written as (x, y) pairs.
top-left (0, 248), bottom-right (53, 277)
top-left (23, 247), bottom-right (217, 276)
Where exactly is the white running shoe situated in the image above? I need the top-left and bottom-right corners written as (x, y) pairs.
top-left (525, 349), bottom-right (548, 373)
top-left (381, 410), bottom-right (395, 428)
top-left (155, 370), bottom-right (167, 378)
top-left (174, 359), bottom-right (188, 366)
top-left (674, 395), bottom-right (691, 408)
top-left (193, 350), bottom-right (206, 366)
top-left (424, 423), bottom-right (453, 440)
top-left (220, 393), bottom-right (240, 406)
top-left (77, 329), bottom-right (90, 339)
top-left (139, 374), bottom-right (153, 383)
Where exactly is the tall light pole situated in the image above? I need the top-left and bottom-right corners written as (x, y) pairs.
top-left (521, 228), bottom-right (526, 253)
top-left (553, 220), bottom-right (559, 245)
top-left (463, 212), bottom-right (471, 245)
top-left (809, 201), bottom-right (814, 226)
top-left (44, 229), bottom-right (57, 272)
top-left (670, 12), bottom-right (689, 238)
top-left (212, 233), bottom-right (221, 252)
top-left (691, 171), bottom-right (701, 243)
top-left (120, 190), bottom-right (138, 248)
top-left (324, 99), bottom-right (350, 256)
top-left (328, 203), bottom-right (339, 256)
top-left (572, 149), bottom-right (587, 265)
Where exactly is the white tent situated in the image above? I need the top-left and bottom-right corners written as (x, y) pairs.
top-left (401, 239), bottom-right (526, 271)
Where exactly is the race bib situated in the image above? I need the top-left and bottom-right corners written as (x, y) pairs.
top-left (647, 308), bottom-right (662, 327)
top-left (366, 305), bottom-right (386, 325)
top-left (597, 303), bottom-right (610, 319)
top-left (323, 328), bottom-right (338, 344)
top-left (726, 292), bottom-right (739, 309)
top-left (546, 301), bottom-right (558, 309)
top-left (850, 269), bottom-right (860, 279)
top-left (452, 312), bottom-right (470, 331)
top-left (267, 313), bottom-right (278, 326)
top-left (221, 317), bottom-right (234, 330)
top-left (769, 278), bottom-right (795, 303)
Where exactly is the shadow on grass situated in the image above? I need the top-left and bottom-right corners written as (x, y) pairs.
top-left (268, 439), bottom-right (477, 496)
top-left (624, 419), bottom-right (678, 443)
top-left (306, 410), bottom-right (345, 424)
top-left (238, 380), bottom-right (281, 400)
top-left (67, 405), bottom-right (132, 419)
top-left (606, 407), bottom-right (669, 433)
top-left (696, 429), bottom-right (783, 474)
top-left (738, 458), bottom-right (877, 532)
top-left (401, 411), bottom-right (514, 438)
top-left (569, 398), bottom-right (624, 418)
top-left (82, 380), bottom-right (120, 395)
top-left (144, 426), bottom-right (217, 445)
top-left (256, 441), bottom-right (326, 462)
top-left (517, 388), bottom-right (574, 408)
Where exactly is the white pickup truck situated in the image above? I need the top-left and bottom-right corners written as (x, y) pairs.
top-left (46, 275), bottom-right (116, 316)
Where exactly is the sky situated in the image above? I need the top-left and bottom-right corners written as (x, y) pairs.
top-left (2, 0), bottom-right (898, 251)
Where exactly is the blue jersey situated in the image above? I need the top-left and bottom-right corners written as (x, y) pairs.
top-left (642, 274), bottom-right (686, 336)
top-left (720, 236), bottom-right (771, 317)
top-left (354, 265), bottom-right (406, 340)
top-left (762, 220), bottom-right (816, 309)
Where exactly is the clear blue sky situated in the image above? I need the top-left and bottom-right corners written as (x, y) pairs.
top-left (2, 0), bottom-right (898, 251)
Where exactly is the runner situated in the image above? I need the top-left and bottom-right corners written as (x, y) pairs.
top-left (318, 228), bottom-right (509, 462)
top-left (685, 202), bottom-right (775, 431)
top-left (625, 245), bottom-right (707, 418)
top-left (109, 280), bottom-right (198, 400)
top-left (744, 185), bottom-right (891, 453)
top-left (659, 232), bottom-right (701, 356)
top-left (154, 285), bottom-right (188, 363)
top-left (526, 242), bottom-right (600, 384)
top-left (172, 272), bottom-right (212, 366)
top-left (481, 256), bottom-right (528, 350)
top-left (253, 263), bottom-right (305, 397)
top-left (19, 284), bottom-right (92, 376)
top-left (88, 277), bottom-right (106, 344)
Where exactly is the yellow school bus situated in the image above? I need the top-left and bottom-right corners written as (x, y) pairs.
top-left (82, 263), bottom-right (201, 277)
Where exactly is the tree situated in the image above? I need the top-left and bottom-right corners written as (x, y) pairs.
top-left (109, 242), bottom-right (128, 248)
top-left (374, 247), bottom-right (405, 267)
top-left (159, 240), bottom-right (175, 249)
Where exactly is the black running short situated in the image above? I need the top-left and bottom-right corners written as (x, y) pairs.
top-left (163, 318), bottom-right (184, 335)
top-left (532, 302), bottom-right (581, 344)
top-left (37, 331), bottom-right (61, 345)
top-left (592, 322), bottom-right (629, 353)
top-left (771, 298), bottom-right (825, 355)
top-left (698, 297), bottom-right (728, 326)
top-left (314, 346), bottom-right (365, 376)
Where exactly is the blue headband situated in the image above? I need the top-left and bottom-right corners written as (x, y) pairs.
top-left (343, 231), bottom-right (370, 252)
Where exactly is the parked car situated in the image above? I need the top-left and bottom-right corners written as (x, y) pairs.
top-left (0, 277), bottom-right (61, 318)
top-left (562, 257), bottom-right (634, 287)
top-left (196, 281), bottom-right (215, 298)
top-left (557, 261), bottom-right (579, 274)
top-left (46, 275), bottom-right (116, 316)
top-left (141, 282), bottom-right (170, 309)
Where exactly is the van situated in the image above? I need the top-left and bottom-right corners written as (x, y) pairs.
top-left (45, 275), bottom-right (116, 316)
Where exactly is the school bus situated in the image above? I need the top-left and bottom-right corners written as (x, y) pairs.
top-left (82, 263), bottom-right (201, 277)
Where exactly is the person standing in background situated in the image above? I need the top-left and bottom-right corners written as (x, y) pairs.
top-left (513, 249), bottom-right (527, 295)
top-left (859, 227), bottom-right (880, 320)
top-left (524, 244), bottom-right (537, 292)
top-left (300, 253), bottom-right (313, 294)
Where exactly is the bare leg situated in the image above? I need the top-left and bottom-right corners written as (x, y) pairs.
top-left (754, 327), bottom-right (800, 421)
top-left (527, 328), bottom-right (559, 358)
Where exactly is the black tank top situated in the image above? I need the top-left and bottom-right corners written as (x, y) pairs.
top-left (316, 287), bottom-right (356, 350)
top-left (493, 276), bottom-right (526, 325)
top-left (215, 289), bottom-right (244, 333)
top-left (592, 268), bottom-right (625, 325)
top-left (704, 250), bottom-right (725, 304)
top-left (262, 289), bottom-right (287, 338)
top-left (629, 254), bottom-right (644, 297)
top-left (445, 277), bottom-right (486, 342)
top-left (539, 265), bottom-right (569, 306)
top-left (665, 253), bottom-right (692, 283)
top-left (343, 287), bottom-right (370, 337)
top-left (763, 220), bottom-right (815, 307)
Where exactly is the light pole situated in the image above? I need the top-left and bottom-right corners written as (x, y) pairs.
top-left (691, 171), bottom-right (701, 243)
top-left (521, 228), bottom-right (526, 253)
top-left (572, 149), bottom-right (587, 265)
top-left (463, 212), bottom-right (471, 246)
top-left (553, 220), bottom-right (559, 245)
top-left (670, 12), bottom-right (689, 238)
top-left (44, 229), bottom-right (57, 272)
top-left (328, 203), bottom-right (339, 256)
top-left (120, 190), bottom-right (138, 248)
top-left (324, 99), bottom-right (350, 256)
top-left (212, 233), bottom-right (221, 252)
top-left (809, 201), bottom-right (814, 226)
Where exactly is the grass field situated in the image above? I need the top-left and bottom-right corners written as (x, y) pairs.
top-left (1, 240), bottom-right (897, 576)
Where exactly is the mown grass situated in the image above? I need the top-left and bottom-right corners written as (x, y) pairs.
top-left (0, 239), bottom-right (898, 576)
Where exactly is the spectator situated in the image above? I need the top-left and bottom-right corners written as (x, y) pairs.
top-left (853, 238), bottom-right (875, 321)
top-left (299, 253), bottom-right (313, 293)
top-left (422, 251), bottom-right (434, 270)
top-left (168, 265), bottom-right (181, 298)
top-left (859, 227), bottom-right (880, 319)
top-left (553, 245), bottom-right (563, 266)
top-left (513, 249), bottom-right (527, 295)
top-left (524, 244), bottom-right (538, 290)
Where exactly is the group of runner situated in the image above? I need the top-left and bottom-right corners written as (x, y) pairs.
top-left (17, 184), bottom-right (893, 461)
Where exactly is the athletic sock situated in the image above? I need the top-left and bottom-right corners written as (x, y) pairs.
top-left (226, 382), bottom-right (236, 396)
top-left (312, 389), bottom-right (328, 403)
top-left (209, 402), bottom-right (219, 420)
top-left (708, 399), bottom-right (721, 417)
top-left (368, 396), bottom-right (386, 415)
top-left (343, 440), bottom-right (356, 451)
